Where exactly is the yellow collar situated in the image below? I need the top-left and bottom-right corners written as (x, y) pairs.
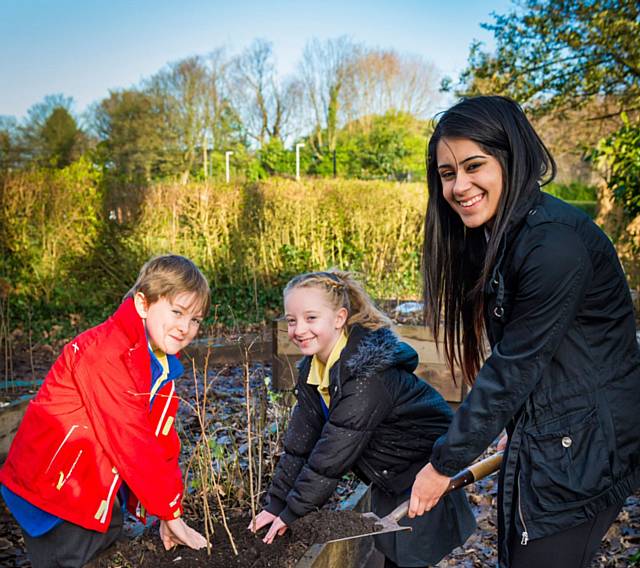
top-left (150, 347), bottom-right (169, 399)
top-left (307, 330), bottom-right (348, 405)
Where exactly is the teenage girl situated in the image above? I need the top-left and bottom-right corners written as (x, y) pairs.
top-left (410, 96), bottom-right (640, 567)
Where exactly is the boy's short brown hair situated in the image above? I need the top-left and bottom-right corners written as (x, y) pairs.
top-left (125, 255), bottom-right (211, 316)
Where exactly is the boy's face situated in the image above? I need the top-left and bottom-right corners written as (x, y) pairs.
top-left (134, 292), bottom-right (203, 354)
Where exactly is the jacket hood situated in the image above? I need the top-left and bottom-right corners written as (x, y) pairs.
top-left (344, 326), bottom-right (418, 379)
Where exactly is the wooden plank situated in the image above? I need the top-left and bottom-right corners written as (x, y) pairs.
top-left (0, 397), bottom-right (31, 461)
top-left (416, 363), bottom-right (463, 403)
top-left (272, 352), bottom-right (299, 390)
top-left (183, 339), bottom-right (272, 367)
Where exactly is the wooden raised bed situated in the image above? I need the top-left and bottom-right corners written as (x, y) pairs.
top-left (272, 320), bottom-right (467, 405)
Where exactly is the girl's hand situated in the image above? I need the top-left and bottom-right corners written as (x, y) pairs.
top-left (497, 433), bottom-right (508, 452)
top-left (247, 510), bottom-right (276, 533)
top-left (408, 462), bottom-right (451, 518)
top-left (159, 518), bottom-right (208, 551)
top-left (263, 516), bottom-right (288, 544)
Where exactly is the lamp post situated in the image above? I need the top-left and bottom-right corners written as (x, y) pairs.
top-left (295, 143), bottom-right (305, 181)
top-left (225, 151), bottom-right (233, 183)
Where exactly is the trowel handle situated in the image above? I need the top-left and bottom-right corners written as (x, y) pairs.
top-left (388, 451), bottom-right (504, 522)
top-left (447, 450), bottom-right (503, 492)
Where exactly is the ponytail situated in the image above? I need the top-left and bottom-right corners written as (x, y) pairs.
top-left (284, 269), bottom-right (391, 331)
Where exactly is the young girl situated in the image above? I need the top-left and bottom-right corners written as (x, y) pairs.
top-left (249, 270), bottom-right (476, 568)
top-left (1, 254), bottom-right (209, 567)
top-left (410, 96), bottom-right (640, 567)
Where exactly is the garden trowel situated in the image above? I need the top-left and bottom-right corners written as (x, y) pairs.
top-left (326, 451), bottom-right (503, 543)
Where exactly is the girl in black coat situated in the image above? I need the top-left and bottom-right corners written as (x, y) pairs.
top-left (249, 270), bottom-right (475, 567)
top-left (410, 96), bottom-right (640, 567)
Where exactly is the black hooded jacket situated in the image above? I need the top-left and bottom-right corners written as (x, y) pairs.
top-left (429, 191), bottom-right (640, 566)
top-left (265, 324), bottom-right (453, 525)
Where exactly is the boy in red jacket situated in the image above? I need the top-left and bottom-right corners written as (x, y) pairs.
top-left (1, 254), bottom-right (209, 567)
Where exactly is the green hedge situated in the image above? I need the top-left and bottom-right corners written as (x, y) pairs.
top-left (1, 173), bottom-right (426, 332)
top-left (0, 167), bottom-right (604, 336)
top-left (545, 182), bottom-right (597, 202)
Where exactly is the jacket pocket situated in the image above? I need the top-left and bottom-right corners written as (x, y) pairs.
top-left (522, 408), bottom-right (612, 512)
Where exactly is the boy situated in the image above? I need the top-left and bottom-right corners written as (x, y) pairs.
top-left (1, 254), bottom-right (208, 567)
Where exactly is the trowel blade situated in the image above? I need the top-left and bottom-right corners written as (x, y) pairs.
top-left (325, 512), bottom-right (412, 544)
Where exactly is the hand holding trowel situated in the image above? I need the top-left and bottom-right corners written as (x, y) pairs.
top-left (327, 451), bottom-right (503, 543)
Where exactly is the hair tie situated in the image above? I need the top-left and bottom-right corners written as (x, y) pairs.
top-left (321, 271), bottom-right (342, 284)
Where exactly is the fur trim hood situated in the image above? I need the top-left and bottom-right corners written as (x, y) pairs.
top-left (296, 326), bottom-right (418, 380)
top-left (344, 326), bottom-right (418, 379)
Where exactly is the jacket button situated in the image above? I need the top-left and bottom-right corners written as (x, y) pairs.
top-left (561, 436), bottom-right (572, 448)
top-left (382, 470), bottom-right (388, 476)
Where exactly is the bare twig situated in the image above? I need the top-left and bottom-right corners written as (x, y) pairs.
top-left (243, 338), bottom-right (257, 531)
top-left (190, 349), bottom-right (238, 555)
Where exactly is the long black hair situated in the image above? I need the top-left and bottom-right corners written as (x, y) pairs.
top-left (422, 96), bottom-right (556, 385)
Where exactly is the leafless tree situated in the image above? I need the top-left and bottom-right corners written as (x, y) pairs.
top-left (230, 39), bottom-right (299, 148)
top-left (343, 49), bottom-right (441, 131)
top-left (297, 36), bottom-right (360, 156)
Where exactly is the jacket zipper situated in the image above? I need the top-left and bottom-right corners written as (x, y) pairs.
top-left (517, 472), bottom-right (529, 545)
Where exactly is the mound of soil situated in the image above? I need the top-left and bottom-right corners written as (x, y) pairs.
top-left (92, 510), bottom-right (379, 568)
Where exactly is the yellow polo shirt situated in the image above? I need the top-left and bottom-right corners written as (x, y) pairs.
top-left (307, 331), bottom-right (348, 406)
top-left (150, 348), bottom-right (169, 400)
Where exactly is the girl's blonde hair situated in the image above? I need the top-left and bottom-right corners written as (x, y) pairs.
top-left (125, 254), bottom-right (211, 316)
top-left (284, 269), bottom-right (391, 331)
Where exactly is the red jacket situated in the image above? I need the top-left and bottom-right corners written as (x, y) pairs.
top-left (0, 298), bottom-right (184, 532)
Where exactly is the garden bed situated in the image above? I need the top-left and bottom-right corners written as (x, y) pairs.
top-left (1, 336), bottom-right (640, 567)
top-left (91, 505), bottom-right (379, 568)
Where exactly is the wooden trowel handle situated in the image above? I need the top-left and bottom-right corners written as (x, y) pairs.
top-left (388, 451), bottom-right (504, 522)
top-left (447, 450), bottom-right (503, 492)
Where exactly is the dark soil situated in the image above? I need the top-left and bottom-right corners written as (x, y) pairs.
top-left (0, 497), bottom-right (30, 567)
top-left (90, 510), bottom-right (378, 568)
top-left (4, 488), bottom-right (640, 567)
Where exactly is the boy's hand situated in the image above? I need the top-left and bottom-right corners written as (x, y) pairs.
top-left (408, 462), bottom-right (451, 518)
top-left (263, 516), bottom-right (288, 544)
top-left (247, 510), bottom-right (277, 533)
top-left (160, 518), bottom-right (207, 551)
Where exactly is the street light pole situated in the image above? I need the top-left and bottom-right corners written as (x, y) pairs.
top-left (295, 143), bottom-right (305, 181)
top-left (225, 151), bottom-right (233, 183)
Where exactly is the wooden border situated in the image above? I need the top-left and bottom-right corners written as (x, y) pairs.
top-left (272, 320), bottom-right (465, 404)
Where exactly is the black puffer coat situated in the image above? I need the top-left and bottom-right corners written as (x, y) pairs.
top-left (430, 191), bottom-right (640, 566)
top-left (266, 324), bottom-right (453, 525)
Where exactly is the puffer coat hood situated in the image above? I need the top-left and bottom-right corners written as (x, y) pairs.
top-left (344, 327), bottom-right (418, 378)
top-left (266, 324), bottom-right (452, 526)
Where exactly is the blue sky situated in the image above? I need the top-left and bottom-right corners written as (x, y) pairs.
top-left (1, 0), bottom-right (513, 120)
